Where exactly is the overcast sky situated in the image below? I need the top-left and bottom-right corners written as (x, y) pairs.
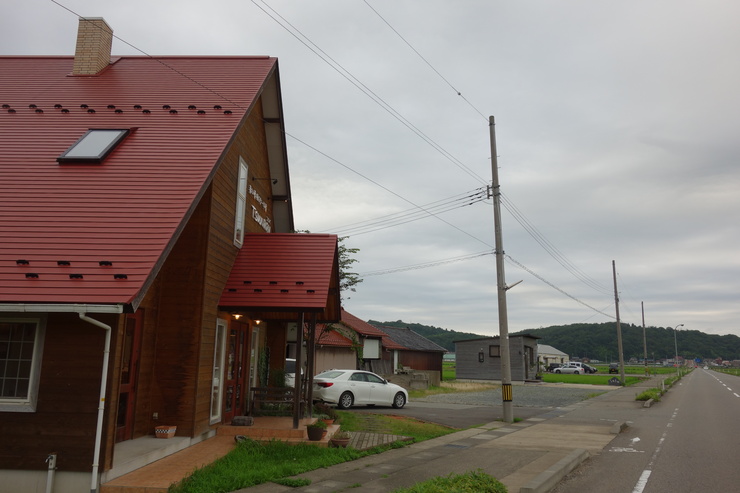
top-left (5, 1), bottom-right (740, 340)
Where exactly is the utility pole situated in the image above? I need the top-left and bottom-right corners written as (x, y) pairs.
top-left (642, 302), bottom-right (648, 376)
top-left (490, 116), bottom-right (513, 422)
top-left (612, 260), bottom-right (625, 385)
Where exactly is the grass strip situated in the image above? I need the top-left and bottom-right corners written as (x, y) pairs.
top-left (392, 469), bottom-right (508, 493)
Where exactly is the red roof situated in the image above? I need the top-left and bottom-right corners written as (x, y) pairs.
top-left (0, 56), bottom-right (277, 307)
top-left (339, 309), bottom-right (406, 350)
top-left (219, 233), bottom-right (341, 321)
top-left (314, 325), bottom-right (354, 347)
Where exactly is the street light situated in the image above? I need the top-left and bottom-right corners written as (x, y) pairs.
top-left (673, 324), bottom-right (684, 371)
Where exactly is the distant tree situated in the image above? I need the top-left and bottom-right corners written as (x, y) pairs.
top-left (337, 236), bottom-right (362, 300)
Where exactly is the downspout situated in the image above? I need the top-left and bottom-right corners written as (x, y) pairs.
top-left (78, 312), bottom-right (112, 493)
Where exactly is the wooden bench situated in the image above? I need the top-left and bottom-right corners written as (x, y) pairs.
top-left (249, 387), bottom-right (296, 416)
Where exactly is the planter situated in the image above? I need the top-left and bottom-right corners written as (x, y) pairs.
top-left (306, 426), bottom-right (324, 441)
top-left (155, 425), bottom-right (177, 439)
top-left (330, 436), bottom-right (351, 448)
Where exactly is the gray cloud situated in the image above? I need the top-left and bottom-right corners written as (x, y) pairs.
top-left (5, 0), bottom-right (739, 338)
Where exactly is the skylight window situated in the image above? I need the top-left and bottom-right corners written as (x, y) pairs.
top-left (57, 129), bottom-right (129, 163)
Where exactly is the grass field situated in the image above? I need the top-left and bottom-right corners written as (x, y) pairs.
top-left (441, 359), bottom-right (678, 386)
top-left (714, 367), bottom-right (740, 377)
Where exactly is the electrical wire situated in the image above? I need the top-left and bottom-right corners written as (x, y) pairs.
top-left (362, 0), bottom-right (488, 122)
top-left (321, 187), bottom-right (488, 236)
top-left (251, 0), bottom-right (488, 185)
top-left (501, 193), bottom-right (612, 296)
top-left (360, 250), bottom-right (493, 277)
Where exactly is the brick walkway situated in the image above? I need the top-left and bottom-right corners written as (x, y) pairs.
top-left (347, 431), bottom-right (413, 450)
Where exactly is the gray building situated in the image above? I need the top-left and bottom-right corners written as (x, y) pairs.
top-left (454, 334), bottom-right (540, 381)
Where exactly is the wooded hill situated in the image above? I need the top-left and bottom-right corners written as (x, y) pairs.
top-left (368, 320), bottom-right (740, 362)
top-left (367, 320), bottom-right (480, 354)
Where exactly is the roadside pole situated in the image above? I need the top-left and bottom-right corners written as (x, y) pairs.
top-left (612, 260), bottom-right (626, 385)
top-left (489, 116), bottom-right (513, 422)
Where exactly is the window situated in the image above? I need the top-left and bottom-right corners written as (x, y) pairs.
top-left (0, 317), bottom-right (45, 412)
top-left (234, 157), bottom-right (249, 247)
top-left (57, 129), bottom-right (129, 163)
top-left (489, 345), bottom-right (501, 357)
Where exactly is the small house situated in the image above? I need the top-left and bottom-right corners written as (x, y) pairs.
top-left (454, 334), bottom-right (540, 381)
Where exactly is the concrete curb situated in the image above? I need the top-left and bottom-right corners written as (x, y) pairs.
top-left (610, 420), bottom-right (629, 434)
top-left (519, 448), bottom-right (589, 493)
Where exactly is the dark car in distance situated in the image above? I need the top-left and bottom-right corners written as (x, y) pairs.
top-left (609, 363), bottom-right (619, 374)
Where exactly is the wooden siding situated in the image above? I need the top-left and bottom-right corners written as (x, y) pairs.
top-left (314, 347), bottom-right (356, 374)
top-left (0, 312), bottom-right (119, 472)
top-left (398, 350), bottom-right (443, 374)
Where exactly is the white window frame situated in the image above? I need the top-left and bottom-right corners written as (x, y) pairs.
top-left (234, 157), bottom-right (249, 247)
top-left (0, 316), bottom-right (46, 413)
top-left (210, 318), bottom-right (227, 424)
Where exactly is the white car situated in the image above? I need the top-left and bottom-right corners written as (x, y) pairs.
top-left (313, 369), bottom-right (408, 409)
top-left (554, 364), bottom-right (582, 374)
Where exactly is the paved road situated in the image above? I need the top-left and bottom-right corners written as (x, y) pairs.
top-left (551, 369), bottom-right (740, 492)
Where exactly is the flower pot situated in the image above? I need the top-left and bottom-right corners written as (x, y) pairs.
top-left (306, 426), bottom-right (324, 441)
top-left (330, 437), bottom-right (351, 448)
top-left (155, 425), bottom-right (177, 439)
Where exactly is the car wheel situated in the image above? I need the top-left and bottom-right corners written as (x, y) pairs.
top-left (574, 370), bottom-right (579, 374)
top-left (555, 369), bottom-right (561, 374)
top-left (392, 392), bottom-right (406, 409)
top-left (337, 391), bottom-right (354, 409)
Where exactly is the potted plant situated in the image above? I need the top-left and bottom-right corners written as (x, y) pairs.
top-left (306, 419), bottom-right (327, 441)
top-left (329, 427), bottom-right (351, 448)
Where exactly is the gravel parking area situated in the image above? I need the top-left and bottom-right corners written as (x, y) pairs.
top-left (413, 384), bottom-right (608, 408)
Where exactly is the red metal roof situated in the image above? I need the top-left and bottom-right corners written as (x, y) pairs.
top-left (219, 233), bottom-right (340, 318)
top-left (339, 309), bottom-right (406, 350)
top-left (0, 55), bottom-right (277, 307)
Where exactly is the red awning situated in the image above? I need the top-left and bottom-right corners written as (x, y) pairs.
top-left (219, 233), bottom-right (341, 323)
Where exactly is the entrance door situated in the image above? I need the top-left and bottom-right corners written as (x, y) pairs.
top-left (223, 321), bottom-right (248, 423)
top-left (116, 311), bottom-right (142, 442)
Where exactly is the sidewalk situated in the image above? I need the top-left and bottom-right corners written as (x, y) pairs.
top-left (233, 376), bottom-right (665, 493)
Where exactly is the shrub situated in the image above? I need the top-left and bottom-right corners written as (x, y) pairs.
top-left (393, 470), bottom-right (507, 493)
top-left (635, 388), bottom-right (661, 402)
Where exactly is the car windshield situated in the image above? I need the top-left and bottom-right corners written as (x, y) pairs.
top-left (315, 370), bottom-right (345, 379)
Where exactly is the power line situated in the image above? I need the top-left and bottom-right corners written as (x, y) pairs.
top-left (321, 187), bottom-right (488, 236)
top-left (360, 250), bottom-right (493, 277)
top-left (501, 193), bottom-right (612, 296)
top-left (362, 0), bottom-right (488, 122)
top-left (251, 0), bottom-right (488, 185)
top-left (284, 131), bottom-right (494, 248)
top-left (505, 254), bottom-right (615, 320)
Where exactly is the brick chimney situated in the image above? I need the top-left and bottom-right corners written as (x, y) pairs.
top-left (72, 17), bottom-right (113, 76)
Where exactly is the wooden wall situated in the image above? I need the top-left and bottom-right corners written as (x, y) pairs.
top-left (0, 312), bottom-right (119, 472)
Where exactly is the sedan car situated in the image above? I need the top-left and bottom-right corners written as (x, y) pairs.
top-left (582, 364), bottom-right (598, 374)
top-left (554, 364), bottom-right (582, 374)
top-left (313, 369), bottom-right (408, 409)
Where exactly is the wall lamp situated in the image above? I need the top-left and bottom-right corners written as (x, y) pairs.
top-left (252, 177), bottom-right (277, 184)
top-left (232, 313), bottom-right (242, 320)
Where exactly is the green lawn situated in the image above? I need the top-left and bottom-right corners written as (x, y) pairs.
top-left (714, 367), bottom-right (740, 377)
top-left (541, 373), bottom-right (644, 386)
top-left (169, 412), bottom-right (455, 493)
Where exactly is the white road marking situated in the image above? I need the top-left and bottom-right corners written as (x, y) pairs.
top-left (632, 470), bottom-right (652, 493)
top-left (632, 407), bottom-right (678, 493)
